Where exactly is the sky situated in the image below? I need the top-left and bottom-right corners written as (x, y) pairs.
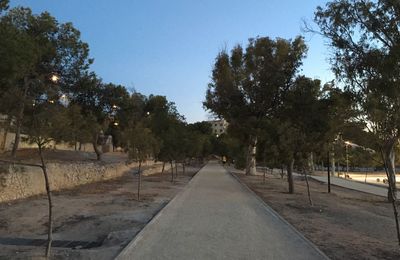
top-left (11, 0), bottom-right (333, 123)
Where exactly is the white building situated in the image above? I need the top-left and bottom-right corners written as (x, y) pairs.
top-left (208, 119), bottom-right (228, 136)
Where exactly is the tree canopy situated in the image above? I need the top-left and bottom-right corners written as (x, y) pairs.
top-left (204, 36), bottom-right (308, 174)
top-left (315, 0), bottom-right (400, 201)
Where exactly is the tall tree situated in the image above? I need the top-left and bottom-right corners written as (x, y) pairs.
top-left (145, 95), bottom-right (187, 172)
top-left (0, 5), bottom-right (91, 157)
top-left (204, 36), bottom-right (307, 175)
top-left (314, 0), bottom-right (400, 202)
top-left (315, 0), bottom-right (400, 244)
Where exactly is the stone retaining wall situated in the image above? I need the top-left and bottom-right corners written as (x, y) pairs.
top-left (0, 160), bottom-right (169, 203)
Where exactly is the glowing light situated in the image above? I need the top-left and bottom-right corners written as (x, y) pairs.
top-left (50, 74), bottom-right (59, 83)
top-left (113, 122), bottom-right (119, 126)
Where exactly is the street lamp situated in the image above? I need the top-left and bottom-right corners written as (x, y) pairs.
top-left (50, 74), bottom-right (59, 83)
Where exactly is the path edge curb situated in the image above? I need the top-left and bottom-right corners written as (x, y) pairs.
top-left (114, 163), bottom-right (207, 260)
top-left (227, 168), bottom-right (330, 260)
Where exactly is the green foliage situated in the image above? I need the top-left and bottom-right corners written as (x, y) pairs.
top-left (24, 103), bottom-right (69, 147)
top-left (315, 0), bottom-right (400, 144)
top-left (125, 122), bottom-right (159, 162)
top-left (64, 104), bottom-right (93, 146)
top-left (204, 36), bottom-right (308, 170)
top-left (204, 36), bottom-right (307, 129)
top-left (188, 121), bottom-right (212, 136)
top-left (0, 4), bottom-right (92, 155)
top-left (144, 95), bottom-right (189, 162)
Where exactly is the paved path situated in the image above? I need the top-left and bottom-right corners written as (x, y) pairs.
top-left (310, 175), bottom-right (399, 198)
top-left (116, 162), bottom-right (327, 260)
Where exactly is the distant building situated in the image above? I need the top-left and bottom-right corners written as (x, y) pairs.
top-left (207, 119), bottom-right (228, 136)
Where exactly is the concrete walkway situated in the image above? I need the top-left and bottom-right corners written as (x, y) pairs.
top-left (116, 162), bottom-right (327, 260)
top-left (310, 175), bottom-right (399, 198)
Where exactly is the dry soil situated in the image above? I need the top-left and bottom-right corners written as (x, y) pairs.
top-left (232, 169), bottom-right (400, 260)
top-left (0, 163), bottom-right (201, 259)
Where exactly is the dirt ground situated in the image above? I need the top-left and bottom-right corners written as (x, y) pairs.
top-left (231, 169), bottom-right (400, 259)
top-left (0, 164), bottom-right (202, 259)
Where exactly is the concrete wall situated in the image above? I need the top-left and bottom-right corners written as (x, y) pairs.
top-left (0, 160), bottom-right (169, 203)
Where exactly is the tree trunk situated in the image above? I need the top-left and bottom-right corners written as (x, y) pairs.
top-left (161, 162), bottom-right (165, 175)
top-left (175, 162), bottom-right (178, 177)
top-left (137, 161), bottom-right (141, 201)
top-left (331, 148), bottom-right (335, 176)
top-left (337, 161), bottom-right (340, 177)
top-left (0, 129), bottom-right (7, 151)
top-left (92, 133), bottom-right (102, 161)
top-left (182, 162), bottom-right (185, 175)
top-left (38, 143), bottom-right (53, 258)
top-left (308, 153), bottom-right (315, 173)
top-left (287, 159), bottom-right (294, 194)
top-left (263, 159), bottom-right (266, 184)
top-left (327, 151), bottom-right (331, 193)
top-left (281, 166), bottom-right (284, 179)
top-left (0, 115), bottom-right (11, 151)
top-left (263, 168), bottom-right (266, 183)
top-left (170, 161), bottom-right (174, 182)
top-left (383, 138), bottom-right (397, 202)
top-left (12, 78), bottom-right (30, 158)
top-left (304, 168), bottom-right (313, 206)
top-left (246, 136), bottom-right (257, 175)
top-left (381, 139), bottom-right (400, 246)
top-left (74, 136), bottom-right (77, 151)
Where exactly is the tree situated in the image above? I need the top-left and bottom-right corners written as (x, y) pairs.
top-left (64, 104), bottom-right (87, 150)
top-left (145, 95), bottom-right (187, 180)
top-left (24, 101), bottom-right (69, 258)
top-left (315, 0), bottom-right (400, 202)
top-left (319, 82), bottom-right (355, 176)
top-left (204, 36), bottom-right (307, 175)
top-left (0, 5), bottom-right (91, 157)
top-left (314, 0), bottom-right (400, 244)
top-left (262, 76), bottom-right (348, 196)
top-left (67, 74), bottom-right (130, 160)
top-left (108, 91), bottom-right (147, 149)
top-left (125, 122), bottom-right (159, 201)
top-left (186, 121), bottom-right (214, 162)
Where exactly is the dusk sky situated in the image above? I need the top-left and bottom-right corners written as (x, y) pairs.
top-left (11, 0), bottom-right (333, 123)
